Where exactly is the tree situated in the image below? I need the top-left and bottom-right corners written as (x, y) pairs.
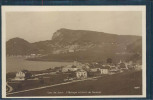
top-left (106, 58), bottom-right (112, 64)
top-left (97, 69), bottom-right (101, 75)
top-left (120, 63), bottom-right (126, 68)
top-left (25, 72), bottom-right (32, 79)
top-left (22, 70), bottom-right (32, 79)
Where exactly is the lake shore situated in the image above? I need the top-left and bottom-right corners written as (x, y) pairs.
top-left (6, 57), bottom-right (73, 73)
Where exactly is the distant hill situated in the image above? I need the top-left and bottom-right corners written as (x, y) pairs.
top-left (52, 28), bottom-right (140, 45)
top-left (6, 37), bottom-right (39, 55)
top-left (126, 38), bottom-right (142, 54)
top-left (6, 28), bottom-right (142, 62)
top-left (31, 40), bottom-right (53, 54)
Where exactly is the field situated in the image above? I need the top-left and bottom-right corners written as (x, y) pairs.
top-left (7, 73), bottom-right (70, 92)
top-left (8, 70), bottom-right (142, 96)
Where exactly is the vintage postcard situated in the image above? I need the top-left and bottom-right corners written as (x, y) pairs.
top-left (2, 6), bottom-right (146, 98)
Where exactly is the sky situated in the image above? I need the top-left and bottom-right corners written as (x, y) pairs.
top-left (6, 11), bottom-right (142, 43)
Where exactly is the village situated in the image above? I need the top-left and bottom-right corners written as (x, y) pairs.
top-left (6, 59), bottom-right (142, 94)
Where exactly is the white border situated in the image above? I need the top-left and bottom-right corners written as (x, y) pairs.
top-left (2, 6), bottom-right (146, 98)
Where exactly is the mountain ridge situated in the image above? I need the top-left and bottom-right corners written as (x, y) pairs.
top-left (6, 28), bottom-right (142, 62)
top-left (52, 28), bottom-right (141, 45)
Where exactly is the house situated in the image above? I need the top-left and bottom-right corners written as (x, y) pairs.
top-left (90, 68), bottom-right (100, 72)
top-left (14, 71), bottom-right (26, 81)
top-left (109, 64), bottom-right (116, 68)
top-left (82, 65), bottom-right (90, 71)
top-left (124, 61), bottom-right (133, 69)
top-left (62, 65), bottom-right (79, 72)
top-left (87, 71), bottom-right (101, 77)
top-left (62, 65), bottom-right (73, 72)
top-left (109, 68), bottom-right (119, 74)
top-left (53, 67), bottom-right (62, 73)
top-left (117, 60), bottom-right (128, 72)
top-left (89, 63), bottom-right (102, 72)
top-left (52, 50), bottom-right (61, 54)
top-left (109, 65), bottom-right (120, 74)
top-left (75, 69), bottom-right (87, 79)
top-left (62, 67), bottom-right (71, 72)
top-left (68, 49), bottom-right (74, 53)
top-left (99, 66), bottom-right (110, 74)
top-left (29, 54), bottom-right (37, 58)
top-left (119, 62), bottom-right (128, 71)
top-left (125, 62), bottom-right (134, 70)
top-left (134, 64), bottom-right (142, 70)
top-left (70, 65), bottom-right (78, 71)
top-left (13, 70), bottom-right (32, 81)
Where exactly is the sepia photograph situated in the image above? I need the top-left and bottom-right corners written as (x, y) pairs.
top-left (2, 6), bottom-right (146, 98)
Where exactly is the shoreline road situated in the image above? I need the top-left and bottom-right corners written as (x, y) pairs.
top-left (7, 76), bottom-right (102, 95)
top-left (6, 82), bottom-right (13, 93)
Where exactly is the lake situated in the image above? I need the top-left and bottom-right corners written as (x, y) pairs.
top-left (6, 57), bottom-right (73, 73)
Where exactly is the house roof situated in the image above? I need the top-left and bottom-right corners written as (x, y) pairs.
top-left (110, 69), bottom-right (118, 72)
top-left (94, 64), bottom-right (102, 68)
top-left (75, 69), bottom-right (86, 73)
top-left (101, 66), bottom-right (110, 69)
top-left (72, 65), bottom-right (77, 68)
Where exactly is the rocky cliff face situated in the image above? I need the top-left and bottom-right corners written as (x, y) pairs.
top-left (50, 28), bottom-right (141, 54)
top-left (52, 28), bottom-right (140, 44)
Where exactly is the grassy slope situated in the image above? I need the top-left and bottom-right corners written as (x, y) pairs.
top-left (8, 70), bottom-right (142, 96)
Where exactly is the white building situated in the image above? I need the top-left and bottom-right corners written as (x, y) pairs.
top-left (62, 67), bottom-right (71, 72)
top-left (73, 61), bottom-right (82, 67)
top-left (14, 71), bottom-right (26, 81)
top-left (62, 65), bottom-right (78, 72)
top-left (62, 65), bottom-right (72, 72)
top-left (73, 61), bottom-right (79, 66)
top-left (76, 70), bottom-right (87, 79)
top-left (70, 68), bottom-right (78, 71)
top-left (68, 49), bottom-right (74, 53)
top-left (109, 68), bottom-right (119, 75)
top-left (134, 65), bottom-right (142, 70)
top-left (99, 66), bottom-right (110, 74)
